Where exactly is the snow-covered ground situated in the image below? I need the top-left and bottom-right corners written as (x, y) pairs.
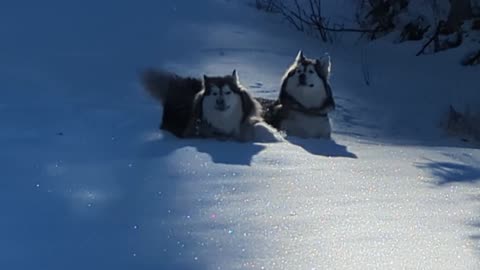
top-left (1, 0), bottom-right (479, 269)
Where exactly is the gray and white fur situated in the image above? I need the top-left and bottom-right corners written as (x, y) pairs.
top-left (184, 70), bottom-right (282, 142)
top-left (141, 69), bottom-right (282, 142)
top-left (262, 50), bottom-right (335, 138)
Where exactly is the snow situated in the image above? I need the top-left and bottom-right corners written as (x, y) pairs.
top-left (1, 0), bottom-right (479, 269)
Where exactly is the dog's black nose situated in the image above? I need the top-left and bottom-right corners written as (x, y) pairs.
top-left (299, 74), bottom-right (306, 85)
top-left (216, 99), bottom-right (225, 106)
top-left (215, 98), bottom-right (227, 111)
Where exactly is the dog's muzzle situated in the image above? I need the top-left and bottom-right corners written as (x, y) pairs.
top-left (215, 99), bottom-right (228, 111)
top-left (299, 74), bottom-right (307, 86)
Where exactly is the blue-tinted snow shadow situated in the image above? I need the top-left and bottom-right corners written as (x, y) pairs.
top-left (416, 155), bottom-right (480, 255)
top-left (0, 127), bottom-right (209, 270)
top-left (416, 159), bottom-right (480, 186)
top-left (287, 137), bottom-right (358, 158)
top-left (467, 211), bottom-right (480, 256)
top-left (194, 141), bottom-right (266, 165)
top-left (140, 133), bottom-right (266, 166)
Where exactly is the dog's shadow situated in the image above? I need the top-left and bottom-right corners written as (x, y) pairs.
top-left (287, 137), bottom-right (358, 158)
top-left (194, 141), bottom-right (266, 165)
top-left (140, 132), bottom-right (356, 165)
top-left (140, 133), bottom-right (265, 166)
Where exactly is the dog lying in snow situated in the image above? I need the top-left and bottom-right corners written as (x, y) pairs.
top-left (141, 69), bottom-right (283, 142)
top-left (259, 50), bottom-right (336, 138)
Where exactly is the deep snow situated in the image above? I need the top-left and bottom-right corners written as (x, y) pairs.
top-left (1, 0), bottom-right (479, 269)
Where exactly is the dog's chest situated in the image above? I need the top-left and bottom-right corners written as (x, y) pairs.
top-left (202, 107), bottom-right (243, 135)
top-left (285, 82), bottom-right (327, 109)
top-left (280, 110), bottom-right (331, 138)
top-left (295, 87), bottom-right (327, 109)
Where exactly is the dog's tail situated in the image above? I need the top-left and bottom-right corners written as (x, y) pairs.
top-left (140, 68), bottom-right (203, 105)
top-left (139, 68), bottom-right (203, 137)
top-left (141, 68), bottom-right (175, 105)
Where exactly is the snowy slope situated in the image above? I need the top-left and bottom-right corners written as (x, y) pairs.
top-left (1, 0), bottom-right (479, 269)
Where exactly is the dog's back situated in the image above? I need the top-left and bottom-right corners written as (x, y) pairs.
top-left (141, 69), bottom-right (203, 137)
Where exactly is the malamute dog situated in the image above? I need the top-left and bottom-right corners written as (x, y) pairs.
top-left (261, 50), bottom-right (335, 138)
top-left (141, 69), bottom-right (282, 142)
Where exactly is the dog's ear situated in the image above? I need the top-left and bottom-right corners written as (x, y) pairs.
top-left (295, 50), bottom-right (305, 63)
top-left (232, 69), bottom-right (239, 83)
top-left (316, 54), bottom-right (331, 79)
top-left (202, 75), bottom-right (211, 94)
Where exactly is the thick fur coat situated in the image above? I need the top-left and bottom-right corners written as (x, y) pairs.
top-left (261, 50), bottom-right (336, 138)
top-left (141, 69), bottom-right (282, 142)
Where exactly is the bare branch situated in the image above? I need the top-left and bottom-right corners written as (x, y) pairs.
top-left (270, 0), bottom-right (377, 43)
top-left (416, 21), bottom-right (444, 56)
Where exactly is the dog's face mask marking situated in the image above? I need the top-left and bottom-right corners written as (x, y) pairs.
top-left (284, 50), bottom-right (331, 109)
top-left (206, 84), bottom-right (240, 112)
top-left (293, 62), bottom-right (324, 88)
top-left (201, 72), bottom-right (244, 134)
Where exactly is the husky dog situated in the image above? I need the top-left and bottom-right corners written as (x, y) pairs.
top-left (141, 69), bottom-right (282, 142)
top-left (261, 50), bottom-right (335, 138)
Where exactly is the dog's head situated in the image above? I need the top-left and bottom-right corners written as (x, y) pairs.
top-left (291, 50), bottom-right (330, 86)
top-left (202, 70), bottom-right (243, 114)
top-left (281, 50), bottom-right (332, 108)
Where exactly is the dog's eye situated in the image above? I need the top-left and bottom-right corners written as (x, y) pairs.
top-left (213, 92), bottom-right (218, 96)
top-left (225, 92), bottom-right (231, 95)
top-left (309, 70), bottom-right (314, 74)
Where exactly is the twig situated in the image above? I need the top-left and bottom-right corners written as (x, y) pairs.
top-left (416, 21), bottom-right (444, 56)
top-left (271, 0), bottom-right (377, 43)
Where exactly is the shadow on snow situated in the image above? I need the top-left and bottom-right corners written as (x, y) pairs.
top-left (287, 137), bottom-right (358, 159)
top-left (416, 159), bottom-right (480, 186)
top-left (140, 133), bottom-right (266, 166)
top-left (416, 154), bottom-right (480, 257)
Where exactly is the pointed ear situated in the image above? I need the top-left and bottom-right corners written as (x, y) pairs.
top-left (232, 69), bottom-right (239, 82)
top-left (316, 54), bottom-right (331, 79)
top-left (202, 75), bottom-right (209, 90)
top-left (295, 50), bottom-right (305, 62)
